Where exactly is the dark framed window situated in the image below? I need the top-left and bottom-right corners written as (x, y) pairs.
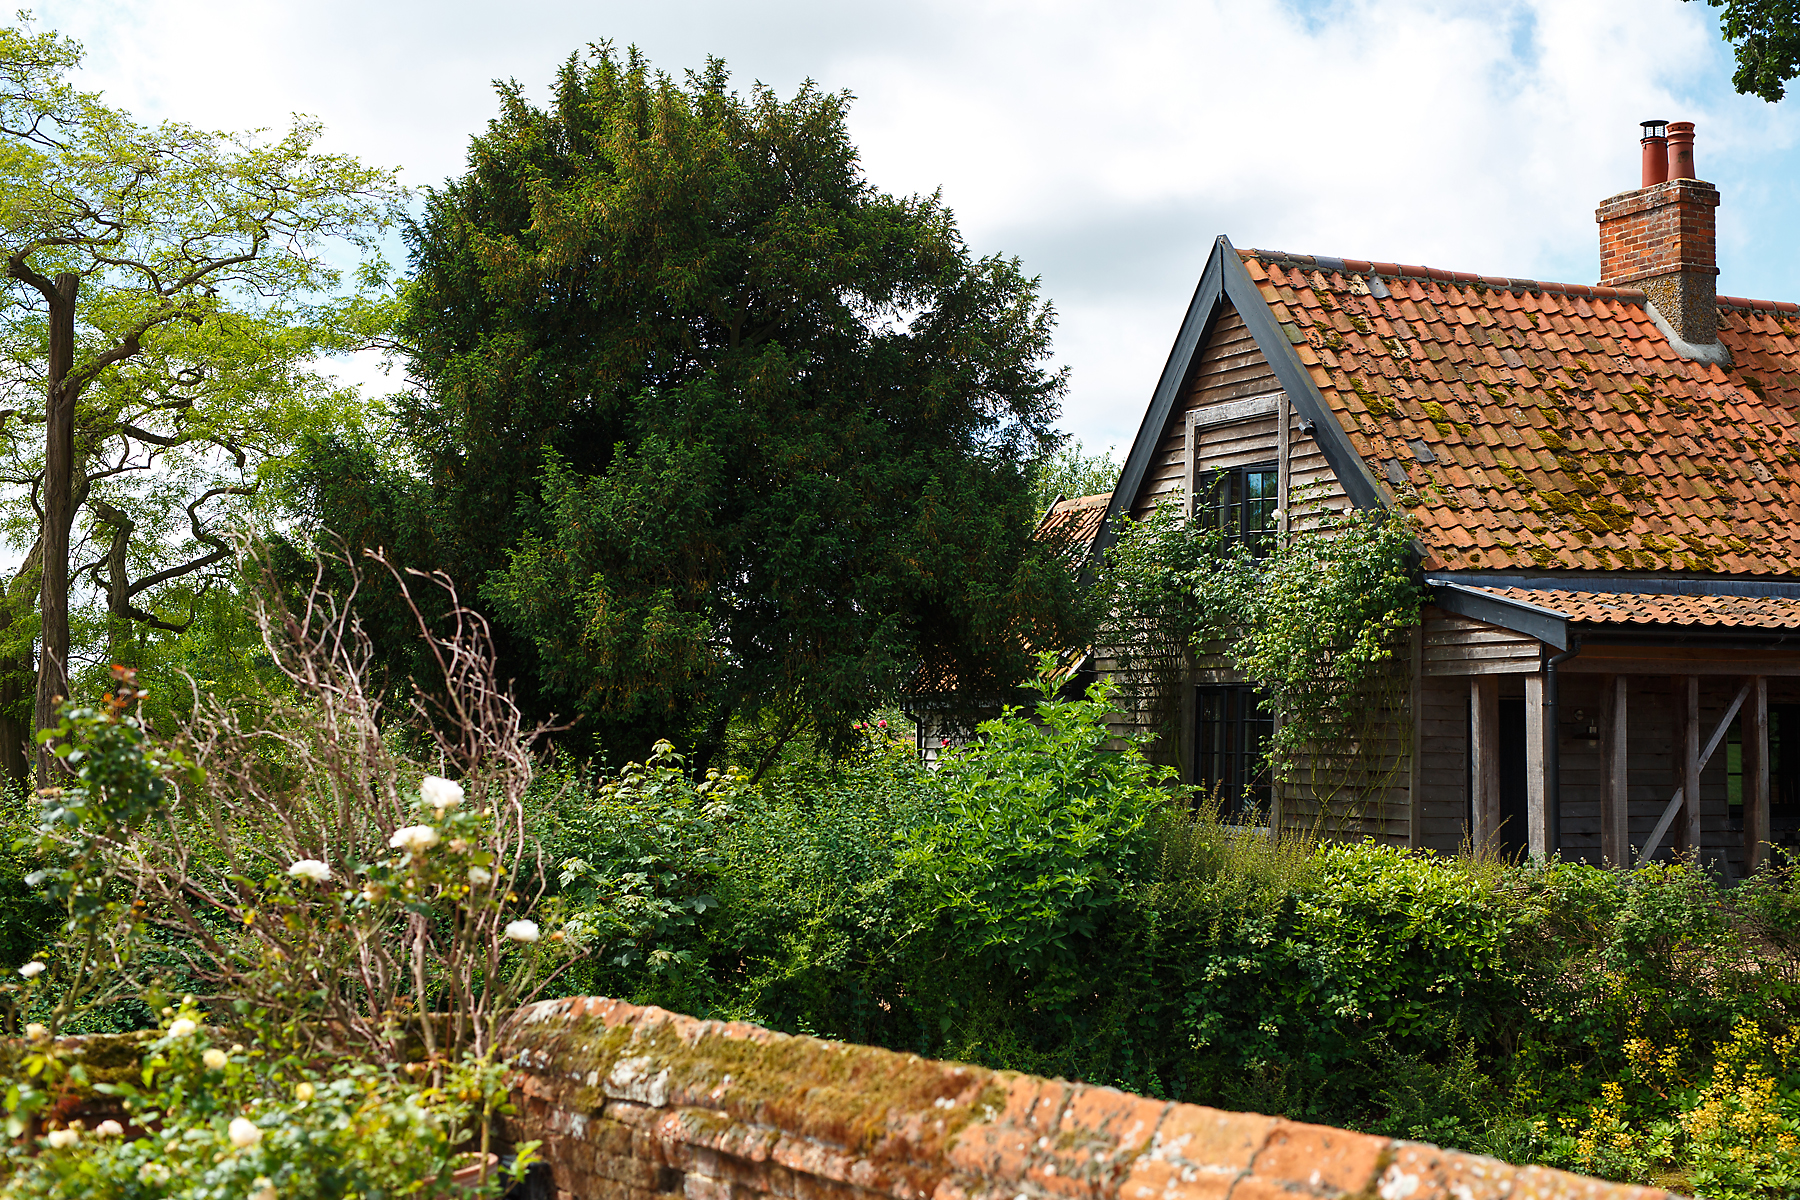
top-left (1726, 704), bottom-right (1800, 832)
top-left (1196, 684), bottom-right (1273, 819)
top-left (1199, 463), bottom-right (1279, 554)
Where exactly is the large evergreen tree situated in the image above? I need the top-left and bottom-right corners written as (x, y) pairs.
top-left (300, 48), bottom-right (1088, 765)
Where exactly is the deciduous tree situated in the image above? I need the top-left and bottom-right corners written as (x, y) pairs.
top-left (0, 20), bottom-right (400, 786)
top-left (1687, 0), bottom-right (1800, 101)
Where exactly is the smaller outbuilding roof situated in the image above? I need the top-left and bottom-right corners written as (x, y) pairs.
top-left (1034, 491), bottom-right (1112, 559)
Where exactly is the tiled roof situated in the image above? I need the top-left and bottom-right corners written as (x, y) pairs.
top-left (1035, 491), bottom-right (1112, 558)
top-left (1465, 585), bottom-right (1800, 629)
top-left (1240, 249), bottom-right (1800, 576)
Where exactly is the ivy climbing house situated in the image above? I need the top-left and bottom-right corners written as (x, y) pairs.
top-left (1077, 120), bottom-right (1800, 871)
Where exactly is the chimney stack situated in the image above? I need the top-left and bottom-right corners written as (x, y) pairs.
top-left (1597, 119), bottom-right (1721, 352)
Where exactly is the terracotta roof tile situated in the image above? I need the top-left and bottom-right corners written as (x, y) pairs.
top-left (1466, 586), bottom-right (1800, 630)
top-left (1243, 248), bottom-right (1800, 575)
top-left (1034, 491), bottom-right (1112, 559)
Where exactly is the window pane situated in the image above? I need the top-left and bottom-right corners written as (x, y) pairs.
top-left (1243, 468), bottom-right (1278, 554)
top-left (1200, 472), bottom-right (1233, 532)
top-left (1196, 685), bottom-right (1273, 820)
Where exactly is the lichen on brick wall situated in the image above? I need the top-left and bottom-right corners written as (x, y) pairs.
top-left (498, 996), bottom-right (1688, 1200)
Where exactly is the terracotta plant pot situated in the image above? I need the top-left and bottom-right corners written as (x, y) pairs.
top-left (443, 1152), bottom-right (500, 1195)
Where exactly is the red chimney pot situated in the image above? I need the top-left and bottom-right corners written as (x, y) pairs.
top-left (1666, 121), bottom-right (1696, 179)
top-left (1639, 119), bottom-right (1668, 187)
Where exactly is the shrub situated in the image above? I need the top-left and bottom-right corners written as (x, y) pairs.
top-left (916, 660), bottom-right (1176, 975)
top-left (2, 1011), bottom-right (529, 1199)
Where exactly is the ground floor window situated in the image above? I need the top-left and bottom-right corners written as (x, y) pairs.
top-left (1195, 684), bottom-right (1273, 819)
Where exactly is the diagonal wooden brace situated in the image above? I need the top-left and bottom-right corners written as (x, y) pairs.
top-left (1637, 680), bottom-right (1750, 865)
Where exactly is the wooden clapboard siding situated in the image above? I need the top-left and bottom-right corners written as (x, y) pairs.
top-left (1526, 675), bottom-right (1786, 875)
top-left (1421, 607), bottom-right (1542, 675)
top-left (1285, 409), bottom-right (1349, 527)
top-left (1113, 299), bottom-right (1384, 832)
top-left (1272, 647), bottom-right (1413, 846)
top-left (1129, 301), bottom-right (1349, 523)
top-left (1416, 675), bottom-right (1469, 851)
top-left (1196, 415), bottom-right (1279, 476)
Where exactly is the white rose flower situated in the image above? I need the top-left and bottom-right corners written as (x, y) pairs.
top-left (421, 776), bottom-right (464, 813)
top-left (467, 866), bottom-right (492, 886)
top-left (203, 1048), bottom-right (229, 1070)
top-left (287, 859), bottom-right (330, 882)
top-left (18, 961), bottom-right (45, 979)
top-left (24, 1023), bottom-right (47, 1040)
top-left (503, 919), bottom-right (540, 943)
top-left (389, 825), bottom-right (440, 854)
top-left (139, 1162), bottom-right (171, 1185)
top-left (45, 1128), bottom-right (78, 1148)
top-left (95, 1119), bottom-right (123, 1137)
top-left (167, 1017), bottom-right (197, 1038)
top-left (228, 1116), bottom-right (262, 1149)
top-left (249, 1177), bottom-right (278, 1200)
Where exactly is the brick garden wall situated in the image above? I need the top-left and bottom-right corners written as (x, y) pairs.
top-left (500, 997), bottom-right (1678, 1200)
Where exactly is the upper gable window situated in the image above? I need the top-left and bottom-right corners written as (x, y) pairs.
top-left (1198, 463), bottom-right (1279, 555)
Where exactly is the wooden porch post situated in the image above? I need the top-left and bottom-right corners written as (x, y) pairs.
top-left (1525, 673), bottom-right (1548, 860)
top-left (1745, 676), bottom-right (1770, 873)
top-left (1470, 676), bottom-right (1500, 849)
top-left (1678, 676), bottom-right (1701, 857)
top-left (1600, 675), bottom-right (1629, 866)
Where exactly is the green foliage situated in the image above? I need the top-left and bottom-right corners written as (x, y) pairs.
top-left (554, 740), bottom-right (743, 982)
top-left (18, 669), bottom-right (196, 1036)
top-left (527, 676), bottom-right (1800, 1191)
top-left (0, 16), bottom-right (402, 772)
top-left (1687, 0), bottom-right (1800, 102)
top-left (918, 661), bottom-right (1174, 973)
top-left (1101, 501), bottom-right (1423, 782)
top-left (297, 45), bottom-right (1087, 764)
top-left (1092, 501), bottom-right (1220, 748)
top-left (1197, 505), bottom-right (1424, 773)
top-left (2, 1013), bottom-right (530, 1199)
top-left (1028, 439), bottom-right (1119, 514)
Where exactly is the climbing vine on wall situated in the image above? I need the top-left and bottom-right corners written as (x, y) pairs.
top-left (1101, 499), bottom-right (1425, 806)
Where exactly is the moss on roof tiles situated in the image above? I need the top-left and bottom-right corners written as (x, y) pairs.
top-left (1238, 248), bottom-right (1800, 574)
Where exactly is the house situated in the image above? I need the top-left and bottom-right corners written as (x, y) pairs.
top-left (1089, 119), bottom-right (1800, 873)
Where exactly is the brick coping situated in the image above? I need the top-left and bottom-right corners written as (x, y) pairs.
top-left (499, 996), bottom-right (1684, 1200)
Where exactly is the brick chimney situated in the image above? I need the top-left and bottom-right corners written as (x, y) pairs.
top-left (1596, 120), bottom-right (1722, 354)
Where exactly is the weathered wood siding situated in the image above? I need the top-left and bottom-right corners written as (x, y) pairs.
top-left (1130, 304), bottom-right (1347, 524)
top-left (1410, 666), bottom-right (1800, 871)
top-left (1105, 302), bottom-right (1400, 837)
top-left (1272, 646), bottom-right (1414, 846)
top-left (1416, 675), bottom-right (1472, 851)
top-left (1421, 607), bottom-right (1542, 676)
top-left (1554, 675), bottom-right (1800, 875)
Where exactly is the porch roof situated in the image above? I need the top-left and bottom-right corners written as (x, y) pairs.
top-left (1429, 574), bottom-right (1800, 650)
top-left (1462, 585), bottom-right (1800, 629)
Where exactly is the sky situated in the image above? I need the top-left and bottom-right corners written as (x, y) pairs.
top-left (39, 0), bottom-right (1800, 457)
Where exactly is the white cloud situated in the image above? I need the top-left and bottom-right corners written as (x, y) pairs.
top-left (37, 0), bottom-right (1799, 453)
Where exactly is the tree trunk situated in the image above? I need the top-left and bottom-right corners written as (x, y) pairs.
top-left (0, 540), bottom-right (43, 795)
top-left (33, 271), bottom-right (79, 786)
